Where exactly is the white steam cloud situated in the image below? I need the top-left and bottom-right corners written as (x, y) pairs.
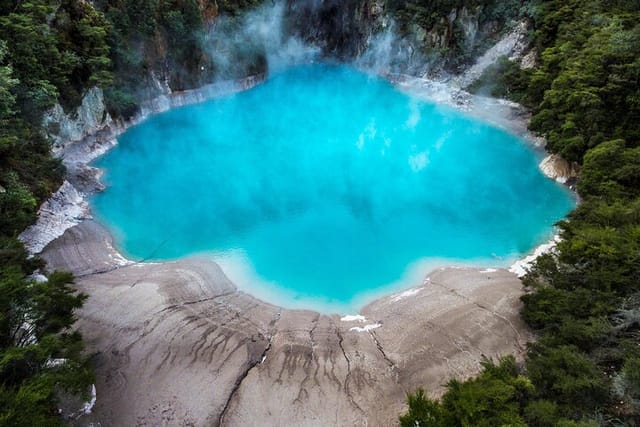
top-left (205, 2), bottom-right (320, 78)
top-left (204, 0), bottom-right (434, 79)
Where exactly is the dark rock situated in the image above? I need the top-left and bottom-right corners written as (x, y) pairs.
top-left (283, 0), bottom-right (384, 59)
top-left (67, 164), bottom-right (106, 194)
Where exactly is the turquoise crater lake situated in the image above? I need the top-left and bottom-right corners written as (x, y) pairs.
top-left (93, 64), bottom-right (574, 312)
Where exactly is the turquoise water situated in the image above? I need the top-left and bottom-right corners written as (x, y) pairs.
top-left (93, 64), bottom-right (574, 312)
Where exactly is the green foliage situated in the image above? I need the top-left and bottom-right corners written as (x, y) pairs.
top-left (623, 358), bottom-right (640, 398)
top-left (0, 173), bottom-right (37, 237)
top-left (611, 356), bottom-right (640, 415)
top-left (0, 263), bottom-right (91, 425)
top-left (0, 0), bottom-right (102, 246)
top-left (217, 0), bottom-right (262, 15)
top-left (103, 87), bottom-right (138, 119)
top-left (579, 140), bottom-right (640, 201)
top-left (0, 0), bottom-right (112, 115)
top-left (527, 2), bottom-right (640, 162)
top-left (0, 41), bottom-right (18, 122)
top-left (526, 345), bottom-right (608, 410)
top-left (387, 0), bottom-right (523, 29)
top-left (0, 1), bottom-right (111, 424)
top-left (0, 120), bottom-right (65, 235)
top-left (523, 399), bottom-right (559, 427)
top-left (0, 3), bottom-right (65, 114)
top-left (511, 0), bottom-right (640, 423)
top-left (399, 388), bottom-right (443, 426)
top-left (400, 357), bottom-right (534, 426)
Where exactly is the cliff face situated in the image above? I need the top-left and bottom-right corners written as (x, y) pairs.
top-left (283, 0), bottom-right (386, 59)
top-left (107, 0), bottom-right (528, 104)
top-left (278, 1), bottom-right (525, 76)
top-left (400, 7), bottom-right (483, 50)
top-left (43, 87), bottom-right (113, 157)
top-left (45, 1), bottom-right (531, 156)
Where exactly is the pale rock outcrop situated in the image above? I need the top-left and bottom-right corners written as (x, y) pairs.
top-left (23, 88), bottom-right (116, 255)
top-left (18, 181), bottom-right (90, 254)
top-left (539, 154), bottom-right (579, 184)
top-left (43, 87), bottom-right (113, 157)
top-left (455, 21), bottom-right (530, 88)
top-left (457, 6), bottom-right (482, 50)
top-left (520, 48), bottom-right (537, 69)
top-left (509, 235), bottom-right (561, 277)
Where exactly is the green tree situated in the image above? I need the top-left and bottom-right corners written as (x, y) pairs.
top-left (0, 265), bottom-right (92, 425)
top-left (526, 345), bottom-right (608, 412)
top-left (400, 357), bottom-right (533, 426)
top-left (399, 388), bottom-right (444, 426)
top-left (0, 41), bottom-right (18, 123)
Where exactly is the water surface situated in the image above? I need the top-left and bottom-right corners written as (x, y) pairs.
top-left (93, 64), bottom-right (574, 312)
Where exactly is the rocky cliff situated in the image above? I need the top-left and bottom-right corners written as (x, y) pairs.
top-left (110, 0), bottom-right (527, 102)
top-left (279, 0), bottom-right (527, 76)
top-left (283, 0), bottom-right (386, 59)
top-left (43, 87), bottom-right (113, 157)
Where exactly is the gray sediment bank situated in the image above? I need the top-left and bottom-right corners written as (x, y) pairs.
top-left (42, 220), bottom-right (531, 426)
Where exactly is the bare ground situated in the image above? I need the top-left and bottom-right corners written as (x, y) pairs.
top-left (42, 220), bottom-right (532, 427)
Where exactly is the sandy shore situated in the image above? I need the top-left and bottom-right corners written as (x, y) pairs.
top-left (42, 220), bottom-right (531, 426)
top-left (21, 71), bottom-right (546, 426)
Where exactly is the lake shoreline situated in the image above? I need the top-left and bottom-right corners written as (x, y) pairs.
top-left (21, 65), bottom-right (572, 286)
top-left (26, 68), bottom-right (549, 425)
